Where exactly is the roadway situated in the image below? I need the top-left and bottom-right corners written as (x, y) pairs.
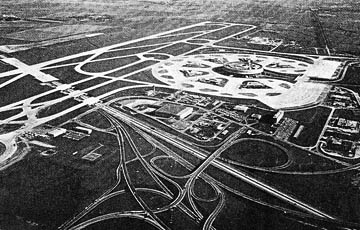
top-left (100, 104), bottom-right (337, 220)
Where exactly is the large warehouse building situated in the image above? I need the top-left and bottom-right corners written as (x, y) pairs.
top-left (154, 103), bottom-right (193, 119)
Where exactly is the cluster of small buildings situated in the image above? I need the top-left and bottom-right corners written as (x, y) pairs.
top-left (197, 77), bottom-right (228, 87)
top-left (0, 14), bottom-right (21, 21)
top-left (214, 104), bottom-right (248, 122)
top-left (147, 89), bottom-right (219, 109)
top-left (326, 87), bottom-right (359, 108)
top-left (47, 127), bottom-right (67, 138)
top-left (215, 108), bottom-right (246, 122)
top-left (329, 62), bottom-right (345, 79)
top-left (47, 126), bottom-right (92, 141)
top-left (68, 14), bottom-right (113, 22)
top-left (328, 117), bottom-right (359, 134)
top-left (324, 136), bottom-right (360, 158)
top-left (239, 80), bottom-right (269, 89)
top-left (82, 152), bottom-right (102, 162)
top-left (274, 117), bottom-right (299, 141)
top-left (323, 117), bottom-right (360, 158)
top-left (244, 35), bottom-right (283, 47)
top-left (255, 110), bottom-right (284, 125)
top-left (174, 91), bottom-right (218, 108)
top-left (250, 110), bottom-right (301, 137)
top-left (186, 118), bottom-right (228, 140)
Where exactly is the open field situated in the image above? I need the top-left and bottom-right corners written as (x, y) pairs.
top-left (220, 139), bottom-right (288, 168)
top-left (289, 107), bottom-right (332, 147)
top-left (45, 106), bottom-right (90, 126)
top-left (81, 56), bottom-right (140, 73)
top-left (94, 45), bottom-right (163, 60)
top-left (37, 98), bottom-right (80, 118)
top-left (152, 156), bottom-right (191, 177)
top-left (32, 91), bottom-right (64, 104)
top-left (78, 110), bottom-right (111, 130)
top-left (86, 80), bottom-right (141, 97)
top-left (125, 69), bottom-right (168, 85)
top-left (245, 167), bottom-right (360, 223)
top-left (107, 60), bottom-right (159, 77)
top-left (43, 65), bottom-right (89, 83)
top-left (0, 109), bottom-right (22, 120)
top-left (0, 62), bottom-right (16, 73)
top-left (150, 42), bottom-right (201, 56)
top-left (338, 65), bottom-right (360, 85)
top-left (0, 75), bottom-right (51, 107)
top-left (5, 24), bottom-right (111, 42)
top-left (72, 77), bottom-right (110, 90)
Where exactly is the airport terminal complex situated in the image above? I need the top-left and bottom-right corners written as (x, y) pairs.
top-left (0, 15), bottom-right (359, 230)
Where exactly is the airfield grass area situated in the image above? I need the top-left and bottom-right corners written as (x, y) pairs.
top-left (32, 91), bottom-right (65, 104)
top-left (44, 106), bottom-right (90, 126)
top-left (107, 60), bottom-right (159, 77)
top-left (87, 80), bottom-right (140, 97)
top-left (0, 109), bottom-right (22, 120)
top-left (43, 65), bottom-right (89, 84)
top-left (125, 69), bottom-right (168, 85)
top-left (0, 124), bottom-right (23, 135)
top-left (120, 33), bottom-right (202, 49)
top-left (0, 62), bottom-right (16, 73)
top-left (5, 24), bottom-right (111, 42)
top-left (11, 39), bottom-right (96, 65)
top-left (93, 45), bottom-right (164, 60)
top-left (45, 54), bottom-right (93, 68)
top-left (162, 24), bottom-right (225, 36)
top-left (0, 75), bottom-right (51, 107)
top-left (196, 25), bottom-right (253, 40)
top-left (81, 56), bottom-right (140, 73)
top-left (72, 77), bottom-right (110, 90)
top-left (0, 75), bottom-right (18, 85)
top-left (37, 98), bottom-right (80, 118)
top-left (150, 42), bottom-right (201, 56)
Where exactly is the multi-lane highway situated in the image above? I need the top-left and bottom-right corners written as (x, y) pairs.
top-left (101, 104), bottom-right (336, 221)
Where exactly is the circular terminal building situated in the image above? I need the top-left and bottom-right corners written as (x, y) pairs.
top-left (223, 59), bottom-right (264, 76)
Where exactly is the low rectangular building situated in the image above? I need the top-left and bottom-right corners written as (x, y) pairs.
top-left (155, 103), bottom-right (193, 120)
top-left (234, 105), bottom-right (249, 113)
top-left (74, 126), bottom-right (93, 135)
top-left (47, 128), bottom-right (67, 138)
